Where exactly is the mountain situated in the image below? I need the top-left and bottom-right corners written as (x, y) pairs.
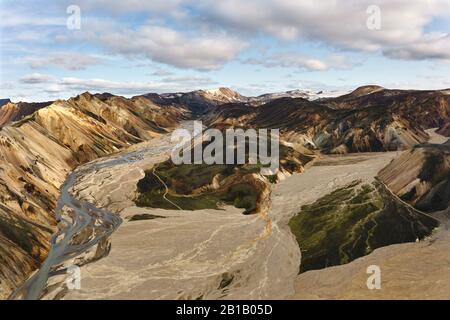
top-left (317, 85), bottom-right (385, 108)
top-left (145, 87), bottom-right (347, 115)
top-left (0, 92), bottom-right (187, 299)
top-left (206, 87), bottom-right (450, 153)
top-left (379, 142), bottom-right (450, 213)
top-left (199, 88), bottom-right (248, 104)
top-left (289, 179), bottom-right (438, 273)
top-left (437, 122), bottom-right (450, 136)
top-left (248, 89), bottom-right (348, 105)
top-left (150, 87), bottom-right (248, 115)
top-left (0, 101), bottom-right (53, 127)
top-left (0, 85), bottom-right (449, 299)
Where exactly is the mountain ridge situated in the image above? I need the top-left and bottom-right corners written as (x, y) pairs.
top-left (0, 92), bottom-right (187, 299)
top-left (0, 85), bottom-right (449, 299)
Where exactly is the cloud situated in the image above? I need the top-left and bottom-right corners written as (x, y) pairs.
top-left (243, 53), bottom-right (354, 71)
top-left (383, 33), bottom-right (450, 60)
top-left (96, 25), bottom-right (246, 71)
top-left (160, 75), bottom-right (217, 85)
top-left (148, 69), bottom-right (175, 77)
top-left (20, 73), bottom-right (55, 84)
top-left (198, 0), bottom-right (450, 60)
top-left (58, 77), bottom-right (164, 94)
top-left (75, 0), bottom-right (186, 13)
top-left (18, 73), bottom-right (219, 96)
top-left (29, 52), bottom-right (101, 70)
top-left (0, 9), bottom-right (65, 28)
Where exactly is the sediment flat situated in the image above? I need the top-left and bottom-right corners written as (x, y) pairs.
top-left (65, 132), bottom-right (396, 299)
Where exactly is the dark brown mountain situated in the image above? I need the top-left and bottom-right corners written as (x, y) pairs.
top-left (143, 87), bottom-right (248, 115)
top-left (0, 101), bottom-right (53, 127)
top-left (206, 87), bottom-right (450, 153)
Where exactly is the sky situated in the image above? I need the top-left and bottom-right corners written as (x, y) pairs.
top-left (1, 0), bottom-right (450, 102)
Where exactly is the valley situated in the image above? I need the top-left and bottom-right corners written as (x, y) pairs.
top-left (3, 0), bottom-right (450, 303)
top-left (64, 139), bottom-right (400, 299)
top-left (0, 86), bottom-right (449, 300)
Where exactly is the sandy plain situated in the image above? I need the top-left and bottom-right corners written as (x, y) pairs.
top-left (65, 127), bottom-right (448, 300)
top-left (65, 128), bottom-right (397, 300)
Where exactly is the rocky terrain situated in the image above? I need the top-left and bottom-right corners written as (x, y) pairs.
top-left (1, 85), bottom-right (449, 300)
top-left (379, 140), bottom-right (450, 214)
top-left (0, 101), bottom-right (53, 126)
top-left (0, 93), bottom-right (187, 299)
top-left (206, 87), bottom-right (449, 153)
top-left (291, 131), bottom-right (450, 299)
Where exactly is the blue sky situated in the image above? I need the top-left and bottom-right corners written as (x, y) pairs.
top-left (1, 0), bottom-right (450, 102)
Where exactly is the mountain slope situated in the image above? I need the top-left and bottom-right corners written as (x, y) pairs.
top-left (0, 93), bottom-right (187, 299)
top-left (151, 87), bottom-right (248, 115)
top-left (205, 88), bottom-right (450, 153)
top-left (379, 143), bottom-right (450, 213)
top-left (0, 101), bottom-right (52, 127)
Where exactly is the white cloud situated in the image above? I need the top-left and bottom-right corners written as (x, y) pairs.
top-left (20, 73), bottom-right (55, 84)
top-left (29, 52), bottom-right (101, 70)
top-left (0, 10), bottom-right (65, 28)
top-left (59, 77), bottom-right (165, 93)
top-left (148, 69), bottom-right (175, 77)
top-left (243, 53), bottom-right (354, 71)
top-left (76, 0), bottom-right (186, 13)
top-left (18, 73), bottom-right (218, 97)
top-left (96, 25), bottom-right (246, 71)
top-left (160, 75), bottom-right (217, 85)
top-left (198, 0), bottom-right (450, 60)
top-left (383, 33), bottom-right (450, 60)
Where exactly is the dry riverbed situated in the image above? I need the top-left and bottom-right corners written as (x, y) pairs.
top-left (65, 132), bottom-right (398, 300)
top-left (64, 127), bottom-right (448, 300)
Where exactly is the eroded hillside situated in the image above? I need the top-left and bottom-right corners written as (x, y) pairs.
top-left (0, 93), bottom-right (187, 299)
top-left (379, 142), bottom-right (450, 213)
top-left (206, 88), bottom-right (450, 153)
top-left (0, 101), bottom-right (53, 127)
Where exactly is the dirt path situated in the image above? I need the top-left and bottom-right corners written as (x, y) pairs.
top-left (152, 166), bottom-right (182, 211)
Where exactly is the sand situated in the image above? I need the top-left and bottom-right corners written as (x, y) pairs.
top-left (65, 128), bottom-right (449, 300)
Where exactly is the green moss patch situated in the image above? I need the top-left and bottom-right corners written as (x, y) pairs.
top-left (289, 180), bottom-right (438, 273)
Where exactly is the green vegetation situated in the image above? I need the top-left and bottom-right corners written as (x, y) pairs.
top-left (134, 140), bottom-right (312, 214)
top-left (289, 180), bottom-right (438, 273)
top-left (135, 163), bottom-right (260, 214)
top-left (223, 184), bottom-right (259, 213)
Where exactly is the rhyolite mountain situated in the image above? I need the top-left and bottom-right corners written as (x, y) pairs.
top-left (0, 101), bottom-right (53, 127)
top-left (206, 87), bottom-right (449, 153)
top-left (0, 85), bottom-right (448, 299)
top-left (0, 92), bottom-right (187, 299)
